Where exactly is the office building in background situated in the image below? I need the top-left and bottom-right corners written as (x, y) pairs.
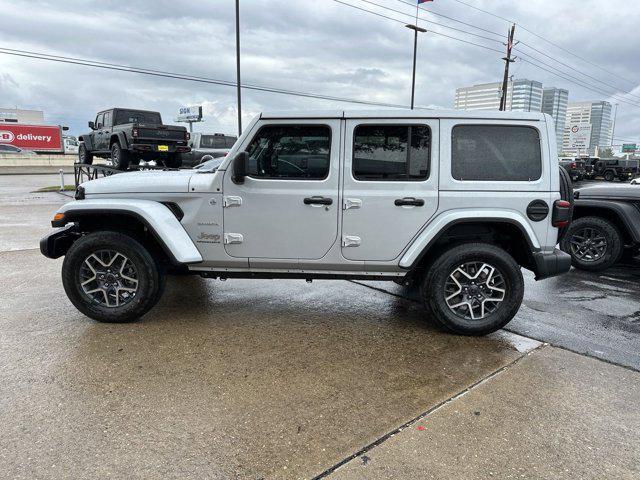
top-left (454, 79), bottom-right (543, 112)
top-left (562, 101), bottom-right (613, 156)
top-left (541, 87), bottom-right (569, 152)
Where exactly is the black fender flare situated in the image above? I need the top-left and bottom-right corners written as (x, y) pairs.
top-left (573, 199), bottom-right (640, 243)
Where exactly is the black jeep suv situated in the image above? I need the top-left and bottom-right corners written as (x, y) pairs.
top-left (78, 108), bottom-right (191, 170)
top-left (560, 185), bottom-right (640, 271)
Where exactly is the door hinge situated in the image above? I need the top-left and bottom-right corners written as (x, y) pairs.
top-left (224, 233), bottom-right (244, 244)
top-left (343, 198), bottom-right (362, 210)
top-left (342, 235), bottom-right (361, 247)
top-left (223, 195), bottom-right (243, 208)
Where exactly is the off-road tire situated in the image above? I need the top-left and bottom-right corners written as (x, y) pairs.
top-left (78, 143), bottom-right (93, 165)
top-left (604, 170), bottom-right (615, 182)
top-left (558, 166), bottom-right (574, 242)
top-left (110, 142), bottom-right (131, 170)
top-left (62, 231), bottom-right (164, 323)
top-left (560, 216), bottom-right (623, 272)
top-left (421, 243), bottom-right (524, 336)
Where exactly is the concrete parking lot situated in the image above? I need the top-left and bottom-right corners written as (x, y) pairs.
top-left (1, 174), bottom-right (639, 479)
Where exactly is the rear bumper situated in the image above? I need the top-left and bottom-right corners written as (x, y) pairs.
top-left (131, 143), bottom-right (191, 154)
top-left (532, 248), bottom-right (571, 280)
top-left (40, 224), bottom-right (78, 259)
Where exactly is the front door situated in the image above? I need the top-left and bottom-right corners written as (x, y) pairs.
top-left (341, 119), bottom-right (439, 261)
top-left (222, 120), bottom-right (341, 264)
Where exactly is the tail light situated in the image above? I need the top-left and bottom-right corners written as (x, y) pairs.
top-left (185, 132), bottom-right (190, 141)
top-left (552, 200), bottom-right (572, 228)
top-left (570, 162), bottom-right (576, 168)
top-left (132, 128), bottom-right (138, 138)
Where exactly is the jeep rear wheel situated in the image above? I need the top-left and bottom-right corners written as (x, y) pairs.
top-left (110, 142), bottom-right (130, 170)
top-left (421, 243), bottom-right (524, 336)
top-left (78, 143), bottom-right (93, 165)
top-left (62, 231), bottom-right (164, 323)
top-left (560, 216), bottom-right (623, 272)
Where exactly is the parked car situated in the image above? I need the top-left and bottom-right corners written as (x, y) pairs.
top-left (589, 158), bottom-right (638, 182)
top-left (180, 132), bottom-right (237, 167)
top-left (78, 108), bottom-right (191, 170)
top-left (560, 185), bottom-right (640, 271)
top-left (631, 176), bottom-right (640, 185)
top-left (41, 110), bottom-right (572, 336)
top-left (63, 136), bottom-right (79, 155)
top-left (559, 157), bottom-right (586, 182)
top-left (0, 144), bottom-right (37, 155)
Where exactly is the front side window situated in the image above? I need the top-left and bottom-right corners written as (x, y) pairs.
top-left (95, 113), bottom-right (104, 128)
top-left (103, 111), bottom-right (112, 127)
top-left (245, 125), bottom-right (331, 180)
top-left (451, 125), bottom-right (542, 181)
top-left (353, 125), bottom-right (430, 181)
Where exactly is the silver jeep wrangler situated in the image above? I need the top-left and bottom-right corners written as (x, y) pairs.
top-left (41, 110), bottom-right (572, 335)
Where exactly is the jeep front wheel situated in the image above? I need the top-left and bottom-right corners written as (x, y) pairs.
top-left (110, 142), bottom-right (131, 170)
top-left (421, 243), bottom-right (524, 336)
top-left (62, 231), bottom-right (164, 323)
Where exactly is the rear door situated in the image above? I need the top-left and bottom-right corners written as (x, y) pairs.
top-left (341, 118), bottom-right (439, 261)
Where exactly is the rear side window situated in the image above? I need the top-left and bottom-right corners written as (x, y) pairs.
top-left (451, 125), bottom-right (542, 181)
top-left (245, 124), bottom-right (331, 180)
top-left (353, 125), bottom-right (430, 181)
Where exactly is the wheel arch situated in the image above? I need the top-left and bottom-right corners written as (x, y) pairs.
top-left (401, 216), bottom-right (539, 275)
top-left (572, 201), bottom-right (640, 244)
top-left (110, 132), bottom-right (128, 149)
top-left (50, 200), bottom-right (202, 265)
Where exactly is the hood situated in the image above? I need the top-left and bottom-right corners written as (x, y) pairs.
top-left (82, 169), bottom-right (195, 195)
top-left (576, 184), bottom-right (640, 200)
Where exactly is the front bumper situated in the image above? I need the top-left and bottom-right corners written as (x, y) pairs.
top-left (40, 224), bottom-right (78, 259)
top-left (532, 248), bottom-right (571, 280)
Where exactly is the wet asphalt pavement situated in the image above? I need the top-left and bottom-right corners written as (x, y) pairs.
top-left (1, 174), bottom-right (639, 478)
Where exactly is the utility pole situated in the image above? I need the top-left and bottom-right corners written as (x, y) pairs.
top-left (499, 24), bottom-right (516, 111)
top-left (405, 3), bottom-right (426, 110)
top-left (235, 0), bottom-right (242, 136)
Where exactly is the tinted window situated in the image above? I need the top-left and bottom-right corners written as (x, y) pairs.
top-left (353, 125), bottom-right (430, 181)
top-left (95, 113), bottom-right (104, 128)
top-left (245, 125), bottom-right (331, 180)
top-left (114, 110), bottom-right (162, 125)
top-left (200, 135), bottom-right (237, 149)
top-left (451, 125), bottom-right (542, 181)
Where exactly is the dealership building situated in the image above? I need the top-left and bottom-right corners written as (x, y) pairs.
top-left (0, 107), bottom-right (45, 124)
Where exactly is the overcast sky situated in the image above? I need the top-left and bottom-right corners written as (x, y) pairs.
top-left (0, 0), bottom-right (639, 145)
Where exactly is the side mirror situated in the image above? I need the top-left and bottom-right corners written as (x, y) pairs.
top-left (88, 121), bottom-right (95, 130)
top-left (232, 151), bottom-right (248, 184)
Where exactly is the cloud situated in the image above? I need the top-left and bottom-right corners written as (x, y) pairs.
top-left (0, 0), bottom-right (638, 141)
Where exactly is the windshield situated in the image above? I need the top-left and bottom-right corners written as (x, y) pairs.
top-left (114, 110), bottom-right (162, 125)
top-left (199, 135), bottom-right (237, 149)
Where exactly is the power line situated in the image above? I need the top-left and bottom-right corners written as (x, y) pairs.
top-left (0, 46), bottom-right (424, 110)
top-left (448, 0), bottom-right (637, 87)
top-left (515, 50), bottom-right (640, 108)
top-left (330, 0), bottom-right (504, 54)
top-left (394, 0), bottom-right (504, 38)
top-left (355, 0), bottom-right (504, 44)
top-left (516, 42), bottom-right (640, 102)
top-left (517, 56), bottom-right (640, 109)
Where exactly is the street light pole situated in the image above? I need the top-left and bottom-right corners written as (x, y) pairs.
top-left (235, 0), bottom-right (242, 136)
top-left (406, 23), bottom-right (427, 110)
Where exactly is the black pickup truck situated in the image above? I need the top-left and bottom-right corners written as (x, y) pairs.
top-left (585, 158), bottom-right (639, 182)
top-left (78, 108), bottom-right (191, 169)
top-left (560, 185), bottom-right (640, 271)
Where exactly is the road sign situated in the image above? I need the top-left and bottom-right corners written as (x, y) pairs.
top-left (567, 123), bottom-right (592, 151)
top-left (622, 143), bottom-right (637, 153)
